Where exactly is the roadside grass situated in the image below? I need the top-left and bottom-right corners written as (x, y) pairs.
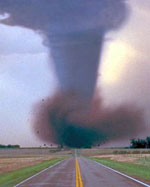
top-left (91, 157), bottom-right (150, 182)
top-left (0, 158), bottom-right (63, 187)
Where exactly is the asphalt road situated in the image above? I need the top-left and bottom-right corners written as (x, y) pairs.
top-left (16, 157), bottom-right (146, 187)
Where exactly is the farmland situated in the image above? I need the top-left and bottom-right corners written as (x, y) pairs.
top-left (80, 148), bottom-right (150, 183)
top-left (1, 148), bottom-right (150, 186)
top-left (0, 148), bottom-right (72, 173)
top-left (0, 148), bottom-right (72, 186)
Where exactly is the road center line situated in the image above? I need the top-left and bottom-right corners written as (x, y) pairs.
top-left (76, 158), bottom-right (83, 187)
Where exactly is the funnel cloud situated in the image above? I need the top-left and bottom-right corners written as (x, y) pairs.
top-left (0, 0), bottom-right (144, 147)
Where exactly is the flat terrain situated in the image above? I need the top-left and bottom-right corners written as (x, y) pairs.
top-left (1, 148), bottom-right (150, 186)
top-left (81, 148), bottom-right (150, 183)
top-left (0, 156), bottom-right (55, 174)
top-left (15, 157), bottom-right (146, 187)
top-left (92, 153), bottom-right (150, 168)
top-left (0, 148), bottom-right (71, 186)
top-left (0, 148), bottom-right (72, 174)
top-left (79, 148), bottom-right (150, 157)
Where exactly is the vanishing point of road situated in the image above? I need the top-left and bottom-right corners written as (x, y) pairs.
top-left (15, 157), bottom-right (149, 187)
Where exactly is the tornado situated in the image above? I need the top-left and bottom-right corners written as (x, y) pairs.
top-left (0, 0), bottom-right (127, 99)
top-left (0, 0), bottom-right (144, 147)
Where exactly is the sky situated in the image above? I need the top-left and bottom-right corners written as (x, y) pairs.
top-left (0, 0), bottom-right (150, 147)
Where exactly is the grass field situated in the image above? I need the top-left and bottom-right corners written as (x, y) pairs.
top-left (0, 148), bottom-right (72, 187)
top-left (80, 148), bottom-right (150, 156)
top-left (0, 148), bottom-right (72, 174)
top-left (0, 158), bottom-right (63, 187)
top-left (91, 156), bottom-right (150, 183)
top-left (0, 156), bottom-right (55, 174)
top-left (79, 148), bottom-right (150, 183)
top-left (1, 148), bottom-right (150, 186)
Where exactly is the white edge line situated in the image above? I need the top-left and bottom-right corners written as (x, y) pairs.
top-left (89, 158), bottom-right (150, 187)
top-left (14, 159), bottom-right (66, 187)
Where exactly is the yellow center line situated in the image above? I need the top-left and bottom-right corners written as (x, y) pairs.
top-left (76, 159), bottom-right (79, 187)
top-left (76, 158), bottom-right (83, 187)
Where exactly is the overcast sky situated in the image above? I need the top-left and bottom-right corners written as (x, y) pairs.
top-left (0, 0), bottom-right (150, 147)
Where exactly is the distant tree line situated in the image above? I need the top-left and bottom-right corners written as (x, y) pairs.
top-left (0, 144), bottom-right (20, 148)
top-left (130, 137), bottom-right (150, 148)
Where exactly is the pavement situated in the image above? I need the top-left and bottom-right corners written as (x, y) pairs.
top-left (16, 157), bottom-right (147, 187)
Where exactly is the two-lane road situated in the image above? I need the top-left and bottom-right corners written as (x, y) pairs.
top-left (16, 157), bottom-right (148, 187)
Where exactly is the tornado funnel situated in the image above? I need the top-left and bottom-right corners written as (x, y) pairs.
top-left (0, 0), bottom-right (143, 148)
top-left (49, 31), bottom-right (104, 99)
top-left (0, 1), bottom-right (127, 101)
top-left (44, 0), bottom-right (127, 101)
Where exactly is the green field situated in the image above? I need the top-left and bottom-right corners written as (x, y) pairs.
top-left (0, 158), bottom-right (63, 187)
top-left (91, 157), bottom-right (150, 183)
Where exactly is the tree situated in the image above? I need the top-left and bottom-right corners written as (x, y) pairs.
top-left (146, 137), bottom-right (150, 148)
top-left (130, 138), bottom-right (146, 148)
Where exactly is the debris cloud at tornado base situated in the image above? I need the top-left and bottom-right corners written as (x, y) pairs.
top-left (33, 92), bottom-right (143, 148)
top-left (0, 0), bottom-right (145, 147)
